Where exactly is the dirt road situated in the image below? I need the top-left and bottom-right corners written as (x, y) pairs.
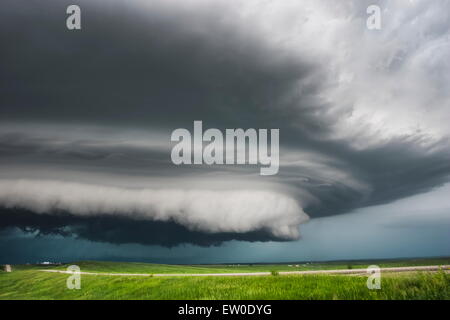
top-left (39, 265), bottom-right (450, 277)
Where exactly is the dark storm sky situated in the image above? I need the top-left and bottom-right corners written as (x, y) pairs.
top-left (0, 0), bottom-right (449, 262)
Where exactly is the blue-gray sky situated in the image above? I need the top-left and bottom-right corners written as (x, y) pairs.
top-left (0, 0), bottom-right (449, 263)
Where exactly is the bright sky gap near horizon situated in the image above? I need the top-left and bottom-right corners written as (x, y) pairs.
top-left (0, 0), bottom-right (449, 264)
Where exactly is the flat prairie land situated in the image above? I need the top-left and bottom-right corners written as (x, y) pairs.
top-left (0, 258), bottom-right (449, 300)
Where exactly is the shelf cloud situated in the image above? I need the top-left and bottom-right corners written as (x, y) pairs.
top-left (0, 179), bottom-right (307, 239)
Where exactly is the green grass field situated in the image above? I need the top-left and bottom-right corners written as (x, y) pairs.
top-left (1, 258), bottom-right (449, 300)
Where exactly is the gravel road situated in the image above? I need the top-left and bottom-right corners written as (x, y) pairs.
top-left (39, 265), bottom-right (450, 277)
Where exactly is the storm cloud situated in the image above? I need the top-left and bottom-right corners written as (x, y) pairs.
top-left (0, 0), bottom-right (449, 246)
